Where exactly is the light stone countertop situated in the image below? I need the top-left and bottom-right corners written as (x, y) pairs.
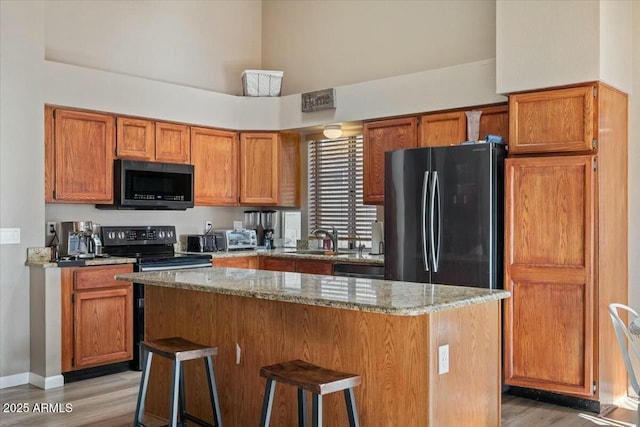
top-left (26, 247), bottom-right (136, 268)
top-left (179, 247), bottom-right (385, 266)
top-left (115, 267), bottom-right (510, 316)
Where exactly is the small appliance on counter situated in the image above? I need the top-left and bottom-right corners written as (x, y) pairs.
top-left (261, 210), bottom-right (278, 249)
top-left (59, 221), bottom-right (99, 259)
top-left (213, 229), bottom-right (257, 251)
top-left (244, 210), bottom-right (262, 244)
top-left (186, 234), bottom-right (217, 252)
top-left (371, 221), bottom-right (384, 255)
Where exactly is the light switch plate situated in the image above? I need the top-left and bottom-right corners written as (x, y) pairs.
top-left (438, 344), bottom-right (449, 375)
top-left (0, 228), bottom-right (21, 244)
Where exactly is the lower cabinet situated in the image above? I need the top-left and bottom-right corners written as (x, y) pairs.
top-left (258, 256), bottom-right (333, 275)
top-left (61, 264), bottom-right (133, 372)
top-left (213, 256), bottom-right (257, 269)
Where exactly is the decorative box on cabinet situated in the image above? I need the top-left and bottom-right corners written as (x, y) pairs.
top-left (239, 132), bottom-right (301, 207)
top-left (503, 82), bottom-right (628, 410)
top-left (61, 264), bottom-right (134, 372)
top-left (191, 127), bottom-right (239, 206)
top-left (45, 106), bottom-right (115, 203)
top-left (363, 117), bottom-right (418, 205)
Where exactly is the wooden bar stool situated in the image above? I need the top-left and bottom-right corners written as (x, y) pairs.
top-left (133, 337), bottom-right (223, 427)
top-left (259, 359), bottom-right (361, 427)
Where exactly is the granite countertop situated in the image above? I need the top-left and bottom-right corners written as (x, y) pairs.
top-left (26, 247), bottom-right (136, 268)
top-left (115, 267), bottom-right (509, 316)
top-left (179, 247), bottom-right (385, 266)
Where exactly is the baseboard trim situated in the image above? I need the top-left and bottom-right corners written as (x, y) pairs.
top-left (29, 372), bottom-right (64, 389)
top-left (0, 372), bottom-right (29, 389)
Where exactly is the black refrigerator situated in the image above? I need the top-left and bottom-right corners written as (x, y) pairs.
top-left (384, 143), bottom-right (505, 288)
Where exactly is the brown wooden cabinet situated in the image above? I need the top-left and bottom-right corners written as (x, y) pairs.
top-left (239, 132), bottom-right (301, 207)
top-left (45, 107), bottom-right (115, 203)
top-left (116, 118), bottom-right (190, 163)
top-left (419, 104), bottom-right (509, 148)
top-left (503, 82), bottom-right (628, 408)
top-left (213, 256), bottom-right (258, 269)
top-left (509, 85), bottom-right (595, 154)
top-left (155, 122), bottom-right (190, 163)
top-left (191, 127), bottom-right (239, 206)
top-left (258, 256), bottom-right (296, 272)
top-left (258, 256), bottom-right (334, 275)
top-left (363, 117), bottom-right (418, 205)
top-left (419, 111), bottom-right (466, 147)
top-left (61, 264), bottom-right (134, 372)
top-left (116, 117), bottom-right (155, 160)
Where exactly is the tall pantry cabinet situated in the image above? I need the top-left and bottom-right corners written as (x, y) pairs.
top-left (503, 82), bottom-right (628, 409)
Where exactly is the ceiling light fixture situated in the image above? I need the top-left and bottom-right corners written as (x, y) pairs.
top-left (323, 124), bottom-right (343, 139)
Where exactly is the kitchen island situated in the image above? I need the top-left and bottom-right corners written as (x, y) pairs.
top-left (116, 267), bottom-right (509, 426)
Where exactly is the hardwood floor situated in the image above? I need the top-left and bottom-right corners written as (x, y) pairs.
top-left (0, 371), bottom-right (637, 426)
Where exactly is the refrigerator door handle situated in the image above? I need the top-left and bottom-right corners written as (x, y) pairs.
top-left (421, 171), bottom-right (430, 272)
top-left (430, 171), bottom-right (441, 272)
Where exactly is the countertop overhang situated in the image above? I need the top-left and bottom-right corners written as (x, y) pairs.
top-left (115, 267), bottom-right (510, 316)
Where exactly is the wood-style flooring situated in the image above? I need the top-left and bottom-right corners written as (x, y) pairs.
top-left (0, 370), bottom-right (637, 426)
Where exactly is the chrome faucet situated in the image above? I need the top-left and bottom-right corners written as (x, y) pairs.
top-left (311, 227), bottom-right (338, 253)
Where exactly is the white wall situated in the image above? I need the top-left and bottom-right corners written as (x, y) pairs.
top-left (0, 0), bottom-right (45, 384)
top-left (496, 0), bottom-right (632, 94)
top-left (262, 0), bottom-right (497, 95)
top-left (45, 0), bottom-right (262, 95)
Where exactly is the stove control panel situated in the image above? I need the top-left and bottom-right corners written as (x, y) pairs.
top-left (102, 226), bottom-right (176, 246)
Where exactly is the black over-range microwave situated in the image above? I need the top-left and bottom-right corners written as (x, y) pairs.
top-left (97, 159), bottom-right (194, 210)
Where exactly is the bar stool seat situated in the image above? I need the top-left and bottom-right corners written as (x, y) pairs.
top-left (134, 337), bottom-right (223, 427)
top-left (259, 359), bottom-right (361, 427)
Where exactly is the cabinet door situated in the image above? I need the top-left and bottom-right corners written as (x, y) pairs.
top-left (155, 122), bottom-right (190, 163)
top-left (504, 155), bottom-right (595, 396)
top-left (478, 104), bottom-right (509, 142)
top-left (191, 127), bottom-right (239, 206)
top-left (419, 111), bottom-right (466, 147)
top-left (73, 264), bottom-right (133, 291)
top-left (74, 287), bottom-right (133, 368)
top-left (363, 117), bottom-right (418, 205)
top-left (509, 85), bottom-right (595, 154)
top-left (259, 256), bottom-right (296, 272)
top-left (53, 109), bottom-right (115, 203)
top-left (296, 259), bottom-right (333, 275)
top-left (214, 256), bottom-right (258, 269)
top-left (45, 106), bottom-right (55, 202)
top-left (240, 133), bottom-right (280, 205)
top-left (116, 117), bottom-right (155, 160)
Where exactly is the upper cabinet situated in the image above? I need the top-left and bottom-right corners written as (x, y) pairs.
top-left (419, 104), bottom-right (508, 147)
top-left (45, 107), bottom-right (115, 203)
top-left (363, 117), bottom-right (418, 205)
top-left (191, 127), bottom-right (239, 206)
top-left (509, 85), bottom-right (595, 154)
top-left (155, 122), bottom-right (190, 163)
top-left (239, 132), bottom-right (301, 207)
top-left (419, 111), bottom-right (465, 147)
top-left (115, 117), bottom-right (155, 160)
top-left (116, 118), bottom-right (190, 163)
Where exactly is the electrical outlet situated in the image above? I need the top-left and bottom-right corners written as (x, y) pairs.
top-left (205, 221), bottom-right (213, 233)
top-left (438, 344), bottom-right (449, 375)
top-left (47, 222), bottom-right (56, 236)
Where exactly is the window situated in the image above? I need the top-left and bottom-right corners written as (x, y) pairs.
top-left (308, 135), bottom-right (377, 248)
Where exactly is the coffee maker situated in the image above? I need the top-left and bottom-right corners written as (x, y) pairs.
top-left (244, 210), bottom-right (262, 244)
top-left (59, 221), bottom-right (96, 259)
top-left (261, 210), bottom-right (278, 249)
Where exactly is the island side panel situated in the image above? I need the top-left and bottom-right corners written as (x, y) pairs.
top-left (428, 300), bottom-right (502, 426)
top-left (144, 285), bottom-right (432, 426)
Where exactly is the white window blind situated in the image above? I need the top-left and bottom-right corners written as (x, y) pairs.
top-left (308, 135), bottom-right (377, 247)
